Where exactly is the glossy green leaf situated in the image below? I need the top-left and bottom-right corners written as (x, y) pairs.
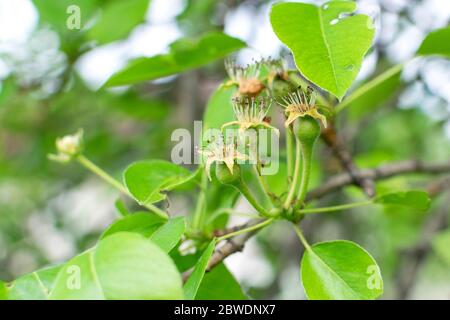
top-left (374, 190), bottom-right (430, 212)
top-left (50, 233), bottom-right (183, 299)
top-left (124, 160), bottom-right (192, 205)
top-left (184, 240), bottom-right (215, 300)
top-left (270, 1), bottom-right (375, 100)
top-left (7, 265), bottom-right (62, 300)
top-left (106, 32), bottom-right (246, 86)
top-left (150, 216), bottom-right (186, 252)
top-left (196, 263), bottom-right (247, 300)
top-left (100, 212), bottom-right (166, 239)
top-left (301, 240), bottom-right (383, 300)
top-left (88, 0), bottom-right (150, 44)
top-left (417, 27), bottom-right (450, 58)
top-left (432, 229), bottom-right (450, 266)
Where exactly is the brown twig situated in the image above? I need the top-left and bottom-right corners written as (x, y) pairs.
top-left (321, 123), bottom-right (376, 197)
top-left (307, 159), bottom-right (450, 201)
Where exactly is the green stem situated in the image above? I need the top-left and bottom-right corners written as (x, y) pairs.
top-left (291, 223), bottom-right (311, 252)
top-left (206, 209), bottom-right (259, 225)
top-left (283, 137), bottom-right (301, 209)
top-left (192, 171), bottom-right (207, 230)
top-left (252, 164), bottom-right (275, 207)
top-left (235, 179), bottom-right (273, 217)
top-left (286, 127), bottom-right (295, 179)
top-left (216, 218), bottom-right (274, 242)
top-left (297, 200), bottom-right (372, 214)
top-left (76, 155), bottom-right (168, 220)
top-left (77, 155), bottom-right (128, 194)
top-left (296, 143), bottom-right (313, 206)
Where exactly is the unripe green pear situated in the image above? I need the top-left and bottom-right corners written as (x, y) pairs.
top-left (295, 116), bottom-right (321, 146)
top-left (215, 162), bottom-right (241, 185)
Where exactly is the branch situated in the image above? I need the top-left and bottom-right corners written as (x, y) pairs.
top-left (307, 159), bottom-right (450, 201)
top-left (426, 175), bottom-right (450, 198)
top-left (321, 123), bottom-right (376, 197)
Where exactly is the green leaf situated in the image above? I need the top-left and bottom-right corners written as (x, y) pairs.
top-left (88, 0), bottom-right (150, 44)
top-left (49, 249), bottom-right (104, 299)
top-left (50, 233), bottom-right (183, 299)
top-left (196, 263), bottom-right (247, 300)
top-left (150, 216), bottom-right (186, 252)
top-left (184, 240), bottom-right (215, 300)
top-left (7, 265), bottom-right (62, 300)
top-left (417, 27), bottom-right (450, 58)
top-left (0, 281), bottom-right (7, 300)
top-left (114, 198), bottom-right (130, 217)
top-left (264, 161), bottom-right (287, 197)
top-left (432, 229), bottom-right (450, 266)
top-left (374, 190), bottom-right (431, 212)
top-left (336, 64), bottom-right (403, 115)
top-left (270, 1), bottom-right (375, 100)
top-left (124, 160), bottom-right (192, 205)
top-left (301, 240), bottom-right (383, 300)
top-left (106, 32), bottom-right (246, 86)
top-left (100, 212), bottom-right (166, 239)
top-left (203, 83), bottom-right (236, 133)
top-left (170, 247), bottom-right (203, 273)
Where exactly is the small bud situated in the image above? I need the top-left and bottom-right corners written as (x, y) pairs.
top-left (222, 97), bottom-right (279, 136)
top-left (279, 88), bottom-right (327, 128)
top-left (198, 135), bottom-right (248, 181)
top-left (48, 129), bottom-right (83, 163)
top-left (225, 59), bottom-right (265, 97)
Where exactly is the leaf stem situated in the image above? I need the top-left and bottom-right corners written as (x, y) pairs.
top-left (216, 218), bottom-right (274, 242)
top-left (252, 164), bottom-right (275, 207)
top-left (296, 142), bottom-right (313, 206)
top-left (291, 223), bottom-right (312, 252)
top-left (192, 171), bottom-right (207, 230)
top-left (297, 200), bottom-right (373, 214)
top-left (284, 137), bottom-right (302, 209)
top-left (286, 127), bottom-right (295, 178)
top-left (235, 179), bottom-right (274, 218)
top-left (76, 155), bottom-right (168, 220)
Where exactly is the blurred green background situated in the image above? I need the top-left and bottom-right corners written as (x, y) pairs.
top-left (0, 0), bottom-right (449, 299)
